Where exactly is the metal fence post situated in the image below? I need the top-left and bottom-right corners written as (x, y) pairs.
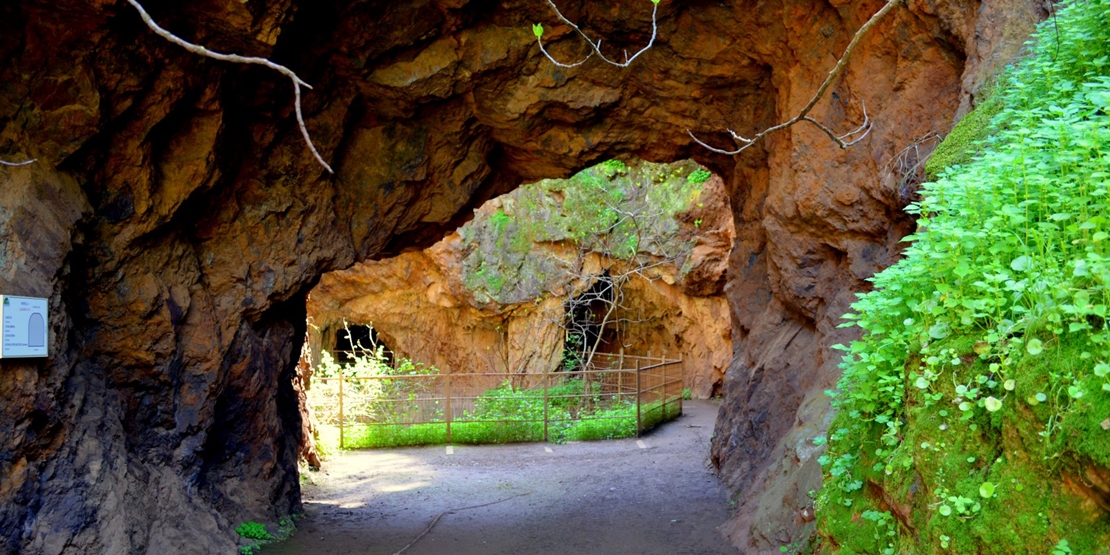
top-left (445, 371), bottom-right (452, 444)
top-left (618, 347), bottom-right (625, 403)
top-left (635, 358), bottom-right (642, 437)
top-left (543, 364), bottom-right (550, 442)
top-left (662, 361), bottom-right (667, 422)
top-left (338, 368), bottom-right (345, 449)
top-left (618, 368), bottom-right (624, 404)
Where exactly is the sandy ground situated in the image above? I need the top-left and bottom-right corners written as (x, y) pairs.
top-left (262, 400), bottom-right (738, 555)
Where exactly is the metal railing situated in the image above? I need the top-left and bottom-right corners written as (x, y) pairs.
top-left (310, 353), bottom-right (683, 448)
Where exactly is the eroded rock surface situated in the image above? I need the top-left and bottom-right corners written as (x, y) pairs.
top-left (0, 0), bottom-right (1043, 553)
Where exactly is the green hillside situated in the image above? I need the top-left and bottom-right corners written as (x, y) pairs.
top-left (816, 1), bottom-right (1110, 553)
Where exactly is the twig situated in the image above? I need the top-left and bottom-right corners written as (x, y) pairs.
top-left (125, 0), bottom-right (333, 173)
top-left (688, 0), bottom-right (903, 155)
top-left (0, 158), bottom-right (36, 167)
top-left (392, 491), bottom-right (533, 555)
top-left (535, 0), bottom-right (659, 68)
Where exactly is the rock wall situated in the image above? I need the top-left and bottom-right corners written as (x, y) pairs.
top-left (0, 0), bottom-right (1043, 553)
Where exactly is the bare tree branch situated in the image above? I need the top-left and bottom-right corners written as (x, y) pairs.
top-left (535, 0), bottom-right (660, 68)
top-left (688, 0), bottom-right (903, 155)
top-left (541, 168), bottom-right (693, 370)
top-left (0, 158), bottom-right (36, 167)
top-left (125, 0), bottom-right (334, 173)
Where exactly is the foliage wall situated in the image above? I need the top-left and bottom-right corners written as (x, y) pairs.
top-left (816, 1), bottom-right (1110, 553)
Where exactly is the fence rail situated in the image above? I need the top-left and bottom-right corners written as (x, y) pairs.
top-left (311, 353), bottom-right (683, 448)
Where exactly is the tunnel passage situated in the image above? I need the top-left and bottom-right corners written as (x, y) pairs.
top-left (0, 0), bottom-right (1040, 552)
top-left (305, 159), bottom-right (735, 402)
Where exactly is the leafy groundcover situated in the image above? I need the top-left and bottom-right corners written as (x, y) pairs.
top-left (815, 1), bottom-right (1110, 553)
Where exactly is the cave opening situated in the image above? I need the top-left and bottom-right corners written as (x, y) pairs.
top-left (333, 323), bottom-right (394, 366)
top-left (303, 157), bottom-right (733, 411)
top-left (283, 158), bottom-right (737, 553)
top-left (561, 270), bottom-right (618, 372)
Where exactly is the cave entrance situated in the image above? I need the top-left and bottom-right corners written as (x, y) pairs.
top-left (286, 158), bottom-right (735, 554)
top-left (301, 158), bottom-right (733, 450)
top-left (333, 323), bottom-right (394, 366)
top-left (561, 271), bottom-right (619, 371)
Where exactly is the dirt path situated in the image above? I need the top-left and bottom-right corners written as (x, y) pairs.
top-left (263, 400), bottom-right (738, 555)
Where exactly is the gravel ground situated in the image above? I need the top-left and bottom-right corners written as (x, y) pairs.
top-left (262, 399), bottom-right (737, 555)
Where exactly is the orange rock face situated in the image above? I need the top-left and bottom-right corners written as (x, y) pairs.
top-left (0, 0), bottom-right (1044, 552)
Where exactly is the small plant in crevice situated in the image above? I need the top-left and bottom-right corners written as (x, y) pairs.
top-left (687, 168), bottom-right (712, 184)
top-left (235, 521), bottom-right (272, 541)
top-left (234, 515), bottom-right (299, 554)
top-left (1053, 539), bottom-right (1073, 555)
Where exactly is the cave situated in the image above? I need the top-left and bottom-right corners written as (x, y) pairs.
top-left (304, 158), bottom-right (734, 397)
top-left (333, 324), bottom-right (394, 365)
top-left (0, 0), bottom-right (1048, 553)
top-left (562, 272), bottom-right (617, 371)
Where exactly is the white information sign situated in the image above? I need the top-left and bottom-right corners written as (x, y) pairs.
top-left (0, 295), bottom-right (49, 358)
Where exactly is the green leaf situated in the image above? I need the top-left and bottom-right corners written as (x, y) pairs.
top-left (1010, 255), bottom-right (1032, 272)
top-left (1035, 392), bottom-right (1048, 403)
top-left (1004, 379), bottom-right (1016, 391)
top-left (928, 322), bottom-right (950, 340)
top-left (914, 377), bottom-right (930, 389)
top-left (938, 505), bottom-right (952, 516)
top-left (532, 23), bottom-right (544, 38)
top-left (984, 396), bottom-right (1003, 412)
top-left (1089, 90), bottom-right (1110, 110)
top-left (1095, 363), bottom-right (1110, 378)
top-left (651, 0), bottom-right (661, 4)
top-left (979, 482), bottom-right (996, 498)
top-left (1026, 338), bottom-right (1044, 356)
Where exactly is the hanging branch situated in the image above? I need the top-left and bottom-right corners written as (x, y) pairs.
top-left (533, 0), bottom-right (661, 68)
top-left (0, 158), bottom-right (36, 167)
top-left (125, 0), bottom-right (334, 173)
top-left (688, 0), bottom-right (903, 155)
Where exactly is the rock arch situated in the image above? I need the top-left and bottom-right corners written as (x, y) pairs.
top-left (0, 0), bottom-right (1045, 552)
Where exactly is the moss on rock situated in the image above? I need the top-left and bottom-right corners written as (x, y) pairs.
top-left (923, 92), bottom-right (1002, 180)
